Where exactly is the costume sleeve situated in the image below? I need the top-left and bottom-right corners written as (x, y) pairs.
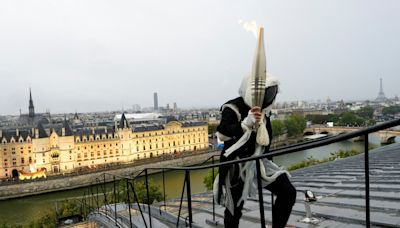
top-left (217, 108), bottom-right (244, 140)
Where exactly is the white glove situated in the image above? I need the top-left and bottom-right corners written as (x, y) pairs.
top-left (242, 110), bottom-right (256, 129)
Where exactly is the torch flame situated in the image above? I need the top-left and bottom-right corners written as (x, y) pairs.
top-left (238, 19), bottom-right (259, 38)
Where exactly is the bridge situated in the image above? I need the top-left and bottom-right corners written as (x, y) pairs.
top-left (304, 125), bottom-right (400, 144)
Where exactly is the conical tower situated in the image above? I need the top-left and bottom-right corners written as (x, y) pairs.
top-left (29, 88), bottom-right (35, 118)
top-left (375, 78), bottom-right (387, 102)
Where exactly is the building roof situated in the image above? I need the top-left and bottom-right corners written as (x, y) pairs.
top-left (37, 123), bottom-right (48, 138)
top-left (118, 113), bottom-right (129, 129)
top-left (133, 124), bottom-right (164, 132)
top-left (62, 119), bottom-right (73, 136)
top-left (181, 121), bottom-right (207, 128)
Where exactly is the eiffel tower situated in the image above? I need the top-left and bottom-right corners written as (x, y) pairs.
top-left (375, 78), bottom-right (387, 102)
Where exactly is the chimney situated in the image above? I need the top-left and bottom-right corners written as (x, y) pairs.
top-left (35, 129), bottom-right (39, 138)
top-left (62, 128), bottom-right (65, 137)
top-left (31, 128), bottom-right (35, 136)
top-left (16, 129), bottom-right (19, 136)
top-left (0, 129), bottom-right (2, 138)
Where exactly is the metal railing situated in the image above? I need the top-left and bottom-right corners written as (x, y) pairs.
top-left (77, 118), bottom-right (400, 228)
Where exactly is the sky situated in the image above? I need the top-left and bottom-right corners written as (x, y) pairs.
top-left (0, 0), bottom-right (399, 115)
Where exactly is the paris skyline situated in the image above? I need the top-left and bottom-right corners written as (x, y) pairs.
top-left (1, 0), bottom-right (399, 114)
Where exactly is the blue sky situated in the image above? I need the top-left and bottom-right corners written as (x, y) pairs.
top-left (0, 0), bottom-right (399, 114)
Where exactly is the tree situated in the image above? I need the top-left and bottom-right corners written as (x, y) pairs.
top-left (338, 112), bottom-right (365, 126)
top-left (271, 119), bottom-right (285, 137)
top-left (203, 168), bottom-right (218, 190)
top-left (356, 106), bottom-right (374, 119)
top-left (117, 178), bottom-right (164, 205)
top-left (284, 115), bottom-right (306, 137)
top-left (382, 105), bottom-right (400, 116)
top-left (208, 123), bottom-right (218, 135)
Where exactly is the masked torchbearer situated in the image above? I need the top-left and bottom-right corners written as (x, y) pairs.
top-left (214, 27), bottom-right (296, 228)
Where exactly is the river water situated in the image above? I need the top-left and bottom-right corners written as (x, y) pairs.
top-left (0, 134), bottom-right (395, 225)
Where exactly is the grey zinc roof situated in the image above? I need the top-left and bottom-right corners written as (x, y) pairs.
top-left (62, 120), bottom-right (73, 136)
top-left (181, 121), bottom-right (207, 127)
top-left (37, 123), bottom-right (48, 138)
top-left (0, 128), bottom-right (32, 141)
top-left (74, 127), bottom-right (116, 140)
top-left (133, 125), bottom-right (164, 132)
top-left (119, 113), bottom-right (129, 129)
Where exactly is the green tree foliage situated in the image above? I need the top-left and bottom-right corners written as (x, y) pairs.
top-left (287, 149), bottom-right (361, 171)
top-left (284, 115), bottom-right (306, 137)
top-left (338, 112), bottom-right (365, 126)
top-left (203, 168), bottom-right (218, 190)
top-left (382, 105), bottom-right (400, 116)
top-left (56, 199), bottom-right (81, 218)
top-left (116, 178), bottom-right (164, 205)
top-left (271, 120), bottom-right (285, 137)
top-left (306, 114), bottom-right (339, 124)
top-left (208, 123), bottom-right (218, 135)
top-left (356, 106), bottom-right (374, 119)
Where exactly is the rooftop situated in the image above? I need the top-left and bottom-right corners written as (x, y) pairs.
top-left (91, 143), bottom-right (400, 227)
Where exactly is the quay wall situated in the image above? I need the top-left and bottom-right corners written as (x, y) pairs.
top-left (0, 150), bottom-right (221, 200)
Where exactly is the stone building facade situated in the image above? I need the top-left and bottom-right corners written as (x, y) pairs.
top-left (0, 114), bottom-right (208, 179)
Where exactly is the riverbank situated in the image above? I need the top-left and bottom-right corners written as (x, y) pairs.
top-left (0, 150), bottom-right (220, 200)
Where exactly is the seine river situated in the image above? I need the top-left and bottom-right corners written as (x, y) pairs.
top-left (0, 134), bottom-right (395, 225)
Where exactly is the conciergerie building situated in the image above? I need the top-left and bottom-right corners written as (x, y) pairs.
top-left (0, 91), bottom-right (208, 179)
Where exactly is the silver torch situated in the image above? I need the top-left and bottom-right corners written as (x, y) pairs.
top-left (251, 27), bottom-right (267, 109)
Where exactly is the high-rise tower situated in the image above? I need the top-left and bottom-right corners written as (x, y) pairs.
top-left (29, 88), bottom-right (35, 118)
top-left (153, 92), bottom-right (158, 111)
top-left (375, 78), bottom-right (388, 102)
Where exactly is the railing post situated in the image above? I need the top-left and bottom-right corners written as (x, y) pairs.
top-left (256, 159), bottom-right (266, 228)
top-left (162, 168), bottom-right (166, 210)
top-left (113, 176), bottom-right (117, 226)
top-left (177, 173), bottom-right (187, 227)
top-left (145, 169), bottom-right (153, 228)
top-left (364, 134), bottom-right (370, 228)
top-left (126, 179), bottom-right (133, 228)
top-left (96, 183), bottom-right (99, 211)
top-left (186, 170), bottom-right (193, 228)
top-left (270, 157), bottom-right (274, 226)
top-left (129, 182), bottom-right (148, 228)
top-left (212, 156), bottom-right (216, 222)
top-left (103, 173), bottom-right (107, 202)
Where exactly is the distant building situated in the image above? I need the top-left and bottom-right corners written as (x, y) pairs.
top-left (0, 92), bottom-right (208, 179)
top-left (18, 89), bottom-right (51, 126)
top-left (153, 92), bottom-right (158, 111)
top-left (0, 113), bottom-right (208, 179)
top-left (375, 78), bottom-right (388, 102)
